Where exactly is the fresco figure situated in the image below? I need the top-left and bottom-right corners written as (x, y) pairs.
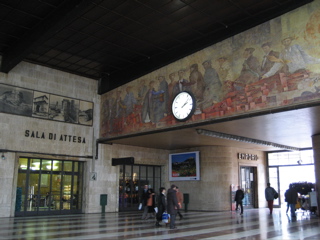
top-left (103, 92), bottom-right (115, 134)
top-left (189, 63), bottom-right (205, 101)
top-left (137, 79), bottom-right (148, 105)
top-left (217, 57), bottom-right (233, 83)
top-left (201, 60), bottom-right (222, 109)
top-left (123, 86), bottom-right (137, 116)
top-left (234, 48), bottom-right (260, 91)
top-left (174, 69), bottom-right (192, 94)
top-left (260, 42), bottom-right (281, 76)
top-left (141, 81), bottom-right (164, 123)
top-left (168, 72), bottom-right (178, 113)
top-left (113, 90), bottom-right (125, 132)
top-left (262, 36), bottom-right (320, 78)
top-left (217, 57), bottom-right (235, 98)
top-left (154, 76), bottom-right (169, 122)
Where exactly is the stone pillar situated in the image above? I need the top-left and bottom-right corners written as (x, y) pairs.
top-left (311, 134), bottom-right (320, 215)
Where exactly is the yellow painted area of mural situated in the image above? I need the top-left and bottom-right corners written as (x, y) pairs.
top-left (100, 0), bottom-right (320, 139)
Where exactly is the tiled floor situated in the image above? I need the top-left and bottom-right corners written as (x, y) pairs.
top-left (1, 208), bottom-right (320, 240)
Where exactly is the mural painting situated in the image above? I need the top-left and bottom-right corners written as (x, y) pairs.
top-left (32, 91), bottom-right (49, 118)
top-left (100, 1), bottom-right (320, 138)
top-left (0, 85), bottom-right (33, 116)
top-left (0, 83), bottom-right (94, 126)
top-left (49, 95), bottom-right (79, 123)
top-left (79, 101), bottom-right (93, 126)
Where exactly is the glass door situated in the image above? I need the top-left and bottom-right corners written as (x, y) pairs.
top-left (240, 166), bottom-right (257, 208)
top-left (15, 157), bottom-right (83, 216)
top-left (268, 166), bottom-right (280, 207)
top-left (119, 164), bottom-right (161, 212)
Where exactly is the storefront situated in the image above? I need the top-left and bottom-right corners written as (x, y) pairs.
top-left (15, 157), bottom-right (84, 216)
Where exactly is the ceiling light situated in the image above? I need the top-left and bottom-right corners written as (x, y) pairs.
top-left (196, 129), bottom-right (301, 151)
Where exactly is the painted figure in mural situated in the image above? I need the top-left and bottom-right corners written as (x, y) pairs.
top-left (234, 47), bottom-right (260, 91)
top-left (168, 72), bottom-right (178, 113)
top-left (113, 90), bottom-right (125, 132)
top-left (262, 36), bottom-right (320, 78)
top-left (104, 92), bottom-right (115, 133)
top-left (137, 79), bottom-right (148, 105)
top-left (123, 86), bottom-right (137, 116)
top-left (217, 57), bottom-right (233, 83)
top-left (115, 90), bottom-right (125, 118)
top-left (188, 63), bottom-right (205, 102)
top-left (141, 80), bottom-right (164, 123)
top-left (174, 69), bottom-right (192, 93)
top-left (217, 57), bottom-right (235, 97)
top-left (154, 76), bottom-right (169, 122)
top-left (201, 60), bottom-right (222, 109)
top-left (260, 42), bottom-right (281, 76)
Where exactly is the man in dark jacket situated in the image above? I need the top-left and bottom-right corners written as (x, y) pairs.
top-left (155, 187), bottom-right (166, 227)
top-left (234, 186), bottom-right (244, 215)
top-left (140, 185), bottom-right (149, 219)
top-left (285, 184), bottom-right (298, 217)
top-left (167, 184), bottom-right (179, 229)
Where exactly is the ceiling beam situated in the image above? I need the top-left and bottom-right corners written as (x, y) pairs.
top-left (98, 0), bottom-right (313, 94)
top-left (0, 0), bottom-right (98, 74)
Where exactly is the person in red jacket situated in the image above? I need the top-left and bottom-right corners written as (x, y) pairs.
top-left (176, 186), bottom-right (184, 220)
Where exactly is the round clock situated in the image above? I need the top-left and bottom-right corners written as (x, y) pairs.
top-left (172, 91), bottom-right (196, 121)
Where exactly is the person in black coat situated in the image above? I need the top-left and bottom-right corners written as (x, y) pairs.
top-left (140, 185), bottom-right (149, 219)
top-left (285, 184), bottom-right (298, 217)
top-left (155, 187), bottom-right (166, 227)
top-left (167, 184), bottom-right (179, 229)
top-left (234, 186), bottom-right (244, 215)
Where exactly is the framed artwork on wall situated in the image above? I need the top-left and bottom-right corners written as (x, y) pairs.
top-left (32, 91), bottom-right (49, 119)
top-left (169, 151), bottom-right (200, 181)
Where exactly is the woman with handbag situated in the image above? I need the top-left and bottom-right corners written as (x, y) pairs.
top-left (145, 188), bottom-right (155, 219)
top-left (155, 187), bottom-right (166, 227)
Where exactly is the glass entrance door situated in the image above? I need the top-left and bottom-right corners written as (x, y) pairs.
top-left (268, 166), bottom-right (280, 207)
top-left (119, 164), bottom-right (161, 212)
top-left (240, 166), bottom-right (257, 208)
top-left (15, 157), bottom-right (83, 216)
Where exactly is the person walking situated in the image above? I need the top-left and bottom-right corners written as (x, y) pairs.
top-left (167, 184), bottom-right (179, 230)
top-left (146, 188), bottom-right (155, 219)
top-left (140, 185), bottom-right (149, 219)
top-left (155, 187), bottom-right (166, 227)
top-left (176, 186), bottom-right (184, 220)
top-left (284, 184), bottom-right (298, 217)
top-left (234, 186), bottom-right (244, 215)
top-left (265, 183), bottom-right (277, 214)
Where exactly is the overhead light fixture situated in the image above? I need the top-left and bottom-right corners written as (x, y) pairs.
top-left (196, 129), bottom-right (301, 151)
top-left (1, 153), bottom-right (6, 160)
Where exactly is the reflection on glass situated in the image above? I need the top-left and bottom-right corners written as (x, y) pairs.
top-left (16, 158), bottom-right (83, 216)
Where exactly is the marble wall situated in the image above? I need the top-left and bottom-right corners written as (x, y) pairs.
top-left (0, 60), bottom-right (99, 217)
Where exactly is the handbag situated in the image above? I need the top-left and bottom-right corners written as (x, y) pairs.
top-left (274, 192), bottom-right (279, 199)
top-left (162, 212), bottom-right (170, 223)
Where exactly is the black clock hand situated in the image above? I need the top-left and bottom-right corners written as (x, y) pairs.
top-left (181, 101), bottom-right (188, 108)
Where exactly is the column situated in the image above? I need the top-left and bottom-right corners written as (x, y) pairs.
top-left (311, 134), bottom-right (320, 216)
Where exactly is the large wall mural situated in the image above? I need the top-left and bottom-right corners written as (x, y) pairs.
top-left (100, 1), bottom-right (320, 138)
top-left (0, 83), bottom-right (93, 126)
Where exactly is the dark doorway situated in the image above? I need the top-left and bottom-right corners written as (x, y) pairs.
top-left (119, 164), bottom-right (161, 211)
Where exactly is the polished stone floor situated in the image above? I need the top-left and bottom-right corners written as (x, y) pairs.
top-left (1, 208), bottom-right (320, 240)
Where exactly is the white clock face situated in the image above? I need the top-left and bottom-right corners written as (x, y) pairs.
top-left (172, 91), bottom-right (195, 121)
